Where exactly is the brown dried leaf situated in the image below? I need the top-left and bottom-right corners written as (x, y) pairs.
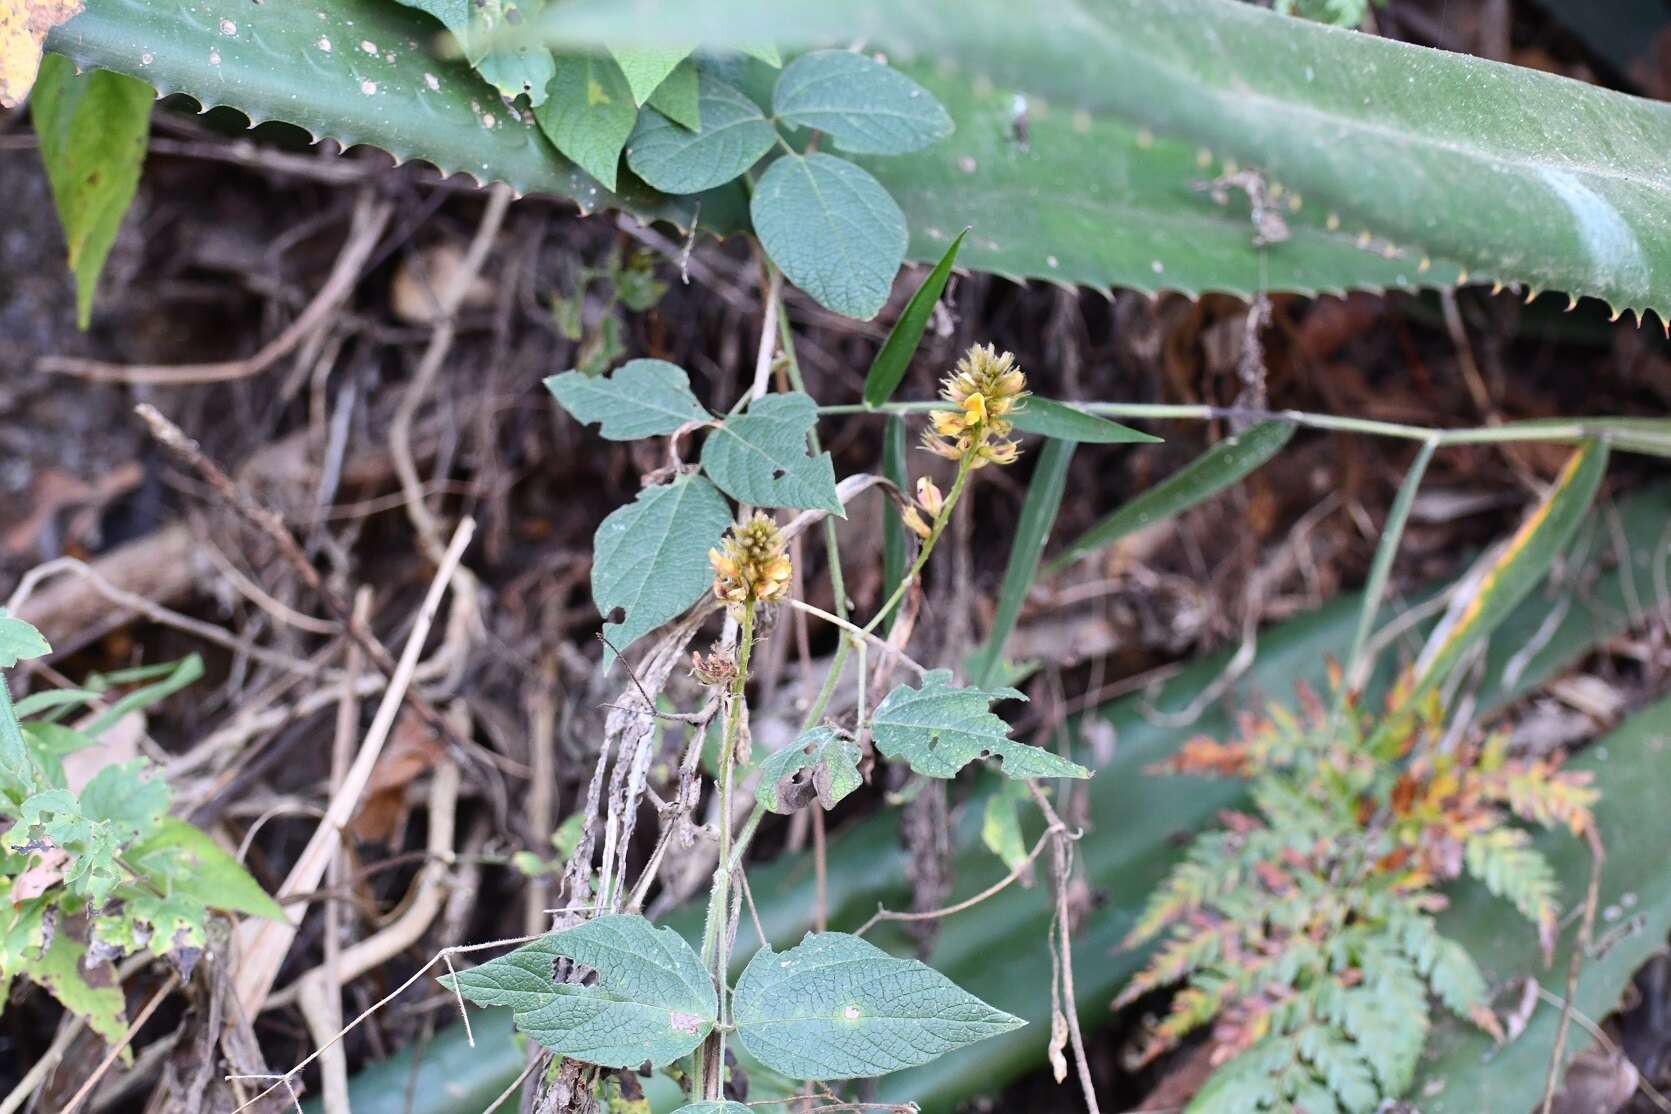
top-left (0, 0), bottom-right (82, 108)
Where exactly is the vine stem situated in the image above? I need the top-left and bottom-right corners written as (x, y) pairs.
top-left (821, 400), bottom-right (1645, 448)
top-left (697, 601), bottom-right (756, 1101)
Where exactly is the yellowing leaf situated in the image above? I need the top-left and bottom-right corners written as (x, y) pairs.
top-left (0, 0), bottom-right (81, 107)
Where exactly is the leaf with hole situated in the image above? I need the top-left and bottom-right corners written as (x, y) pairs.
top-left (439, 914), bottom-right (715, 1068)
top-left (863, 228), bottom-right (965, 409)
top-left (30, 55), bottom-right (151, 329)
top-left (774, 49), bottom-right (952, 155)
top-left (546, 358), bottom-right (709, 441)
top-left (1010, 399), bottom-right (1159, 445)
top-left (699, 392), bottom-right (842, 513)
top-left (756, 727), bottom-right (863, 814)
top-left (751, 152), bottom-right (906, 321)
top-left (465, 0), bottom-right (555, 106)
top-left (625, 72), bottom-right (776, 194)
top-left (734, 931), bottom-right (1023, 1079)
top-left (535, 54), bottom-right (637, 190)
top-left (590, 474), bottom-right (732, 665)
top-left (872, 670), bottom-right (1087, 780)
top-left (1049, 422), bottom-right (1295, 573)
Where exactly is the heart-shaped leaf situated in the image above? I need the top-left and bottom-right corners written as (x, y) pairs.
top-left (547, 358), bottom-right (709, 441)
top-left (625, 72), bottom-right (776, 194)
top-left (699, 392), bottom-right (842, 513)
top-left (774, 49), bottom-right (952, 155)
top-left (440, 914), bottom-right (716, 1069)
top-left (871, 670), bottom-right (1088, 780)
top-left (734, 931), bottom-right (1023, 1079)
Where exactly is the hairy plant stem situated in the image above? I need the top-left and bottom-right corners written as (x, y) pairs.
top-left (862, 455), bottom-right (973, 637)
top-left (696, 601), bottom-right (756, 1100)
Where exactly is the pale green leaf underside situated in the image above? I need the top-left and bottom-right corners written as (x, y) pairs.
top-left (536, 53), bottom-right (637, 191)
top-left (590, 475), bottom-right (732, 663)
top-left (774, 49), bottom-right (953, 155)
top-left (626, 73), bottom-right (777, 195)
top-left (871, 670), bottom-right (1089, 780)
top-left (1011, 398), bottom-right (1160, 444)
top-left (699, 392), bottom-right (842, 513)
top-left (0, 612), bottom-right (51, 669)
top-left (752, 152), bottom-right (907, 320)
top-left (610, 44), bottom-right (695, 105)
top-left (440, 914), bottom-right (715, 1069)
top-left (538, 0), bottom-right (1671, 319)
top-left (547, 358), bottom-right (710, 440)
top-left (755, 727), bottom-right (863, 814)
top-left (734, 931), bottom-right (1023, 1080)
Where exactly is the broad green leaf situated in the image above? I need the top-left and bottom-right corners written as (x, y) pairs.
top-left (609, 44), bottom-right (693, 105)
top-left (699, 392), bottom-right (842, 513)
top-left (734, 931), bottom-right (1023, 1079)
top-left (863, 228), bottom-right (966, 409)
top-left (751, 152), bottom-right (906, 321)
top-left (1048, 422), bottom-right (1296, 573)
top-left (773, 49), bottom-right (952, 155)
top-left (537, 0), bottom-right (1671, 320)
top-left (871, 669), bottom-right (1088, 780)
top-left (536, 54), bottom-right (637, 190)
top-left (645, 57), bottom-right (700, 130)
top-left (546, 358), bottom-right (709, 440)
top-left (78, 759), bottom-right (169, 836)
top-left (30, 931), bottom-right (129, 1048)
top-left (0, 610), bottom-right (50, 668)
top-left (440, 914), bottom-right (715, 1068)
top-left (1407, 440), bottom-right (1608, 701)
top-left (981, 779), bottom-right (1030, 872)
top-left (755, 727), bottom-right (863, 814)
top-left (1010, 399), bottom-right (1159, 445)
top-left (967, 437), bottom-right (1073, 689)
top-left (591, 475), bottom-right (732, 664)
top-left (624, 73), bottom-right (776, 195)
top-left (29, 55), bottom-right (151, 329)
top-left (128, 818), bottom-right (285, 921)
top-left (465, 0), bottom-right (556, 106)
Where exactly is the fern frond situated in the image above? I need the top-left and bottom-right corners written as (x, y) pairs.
top-left (1477, 758), bottom-right (1597, 835)
top-left (1464, 827), bottom-right (1560, 950)
top-left (1390, 911), bottom-right (1501, 1038)
top-left (1296, 1027), bottom-right (1378, 1113)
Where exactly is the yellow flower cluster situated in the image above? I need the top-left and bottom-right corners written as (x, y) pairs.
top-left (901, 476), bottom-right (944, 540)
top-left (709, 512), bottom-right (792, 610)
top-left (920, 344), bottom-right (1029, 468)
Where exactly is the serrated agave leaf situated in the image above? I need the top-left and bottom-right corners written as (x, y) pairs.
top-left (625, 72), bottom-right (777, 194)
top-left (1010, 399), bottom-right (1159, 445)
top-left (439, 914), bottom-right (715, 1069)
top-left (773, 49), bottom-right (952, 155)
top-left (699, 392), bottom-right (842, 513)
top-left (755, 727), bottom-right (863, 814)
top-left (1408, 440), bottom-right (1608, 702)
top-left (546, 359), bottom-right (709, 440)
top-left (751, 152), bottom-right (906, 321)
top-left (591, 475), bottom-right (732, 664)
top-left (535, 53), bottom-right (636, 190)
top-left (871, 669), bottom-right (1088, 780)
top-left (1050, 422), bottom-right (1296, 573)
top-left (733, 931), bottom-right (1023, 1079)
top-left (0, 611), bottom-right (50, 668)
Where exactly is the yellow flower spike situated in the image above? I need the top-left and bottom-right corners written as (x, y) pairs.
top-left (920, 343), bottom-right (1030, 467)
top-left (711, 512), bottom-right (792, 611)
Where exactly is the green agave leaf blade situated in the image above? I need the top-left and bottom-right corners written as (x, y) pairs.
top-left (871, 669), bottom-right (1088, 780)
top-left (546, 359), bottom-right (709, 440)
top-left (733, 931), bottom-right (1023, 1080)
top-left (774, 49), bottom-right (953, 155)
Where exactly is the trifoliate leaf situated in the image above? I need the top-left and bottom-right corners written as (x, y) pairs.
top-left (699, 392), bottom-right (842, 513)
top-left (1010, 398), bottom-right (1160, 444)
top-left (0, 610), bottom-right (50, 668)
top-left (536, 54), bottom-right (638, 190)
top-left (625, 73), bottom-right (776, 195)
top-left (609, 45), bottom-right (693, 105)
top-left (871, 670), bottom-right (1089, 780)
top-left (440, 914), bottom-right (715, 1069)
top-left (773, 50), bottom-right (953, 155)
top-left (645, 57), bottom-right (700, 130)
top-left (756, 727), bottom-right (863, 814)
top-left (733, 931), bottom-right (1023, 1080)
top-left (751, 153), bottom-right (906, 321)
top-left (591, 475), bottom-right (732, 665)
top-left (547, 359), bottom-right (710, 441)
top-left (127, 818), bottom-right (285, 921)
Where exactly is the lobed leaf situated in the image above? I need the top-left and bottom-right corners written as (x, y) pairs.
top-left (733, 931), bottom-right (1023, 1079)
top-left (699, 391), bottom-right (842, 513)
top-left (546, 358), bottom-right (710, 441)
top-left (755, 726), bottom-right (863, 814)
top-left (590, 475), bottom-right (732, 664)
top-left (439, 914), bottom-right (716, 1069)
top-left (773, 49), bottom-right (952, 155)
top-left (625, 72), bottom-right (777, 194)
top-left (871, 669), bottom-right (1088, 780)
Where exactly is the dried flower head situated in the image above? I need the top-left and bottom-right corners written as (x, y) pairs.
top-left (709, 512), bottom-right (792, 611)
top-left (920, 343), bottom-right (1028, 468)
top-left (689, 645), bottom-right (737, 687)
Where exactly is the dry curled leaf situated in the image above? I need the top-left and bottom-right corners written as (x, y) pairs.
top-left (0, 0), bottom-right (82, 107)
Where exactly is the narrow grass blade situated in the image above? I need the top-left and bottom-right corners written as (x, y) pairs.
top-left (862, 228), bottom-right (967, 408)
top-left (1047, 421), bottom-right (1294, 574)
top-left (1344, 439), bottom-right (1436, 690)
top-left (1011, 398), bottom-right (1158, 444)
top-left (969, 437), bottom-right (1074, 688)
top-left (880, 415), bottom-right (909, 634)
top-left (1407, 440), bottom-right (1609, 701)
